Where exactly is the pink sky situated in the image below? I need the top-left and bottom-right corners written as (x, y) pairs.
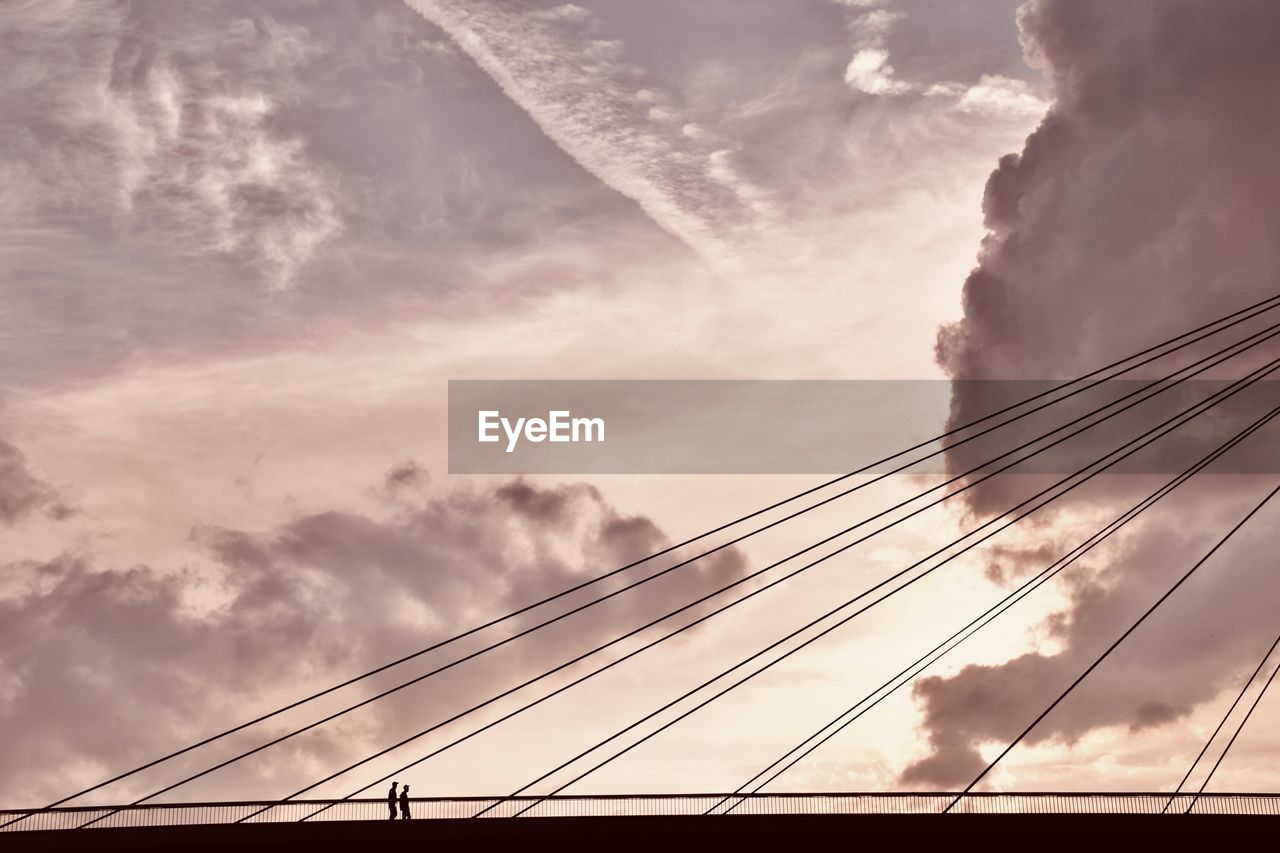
top-left (2, 0), bottom-right (1279, 810)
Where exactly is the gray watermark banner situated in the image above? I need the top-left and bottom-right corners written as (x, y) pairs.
top-left (447, 379), bottom-right (1280, 474)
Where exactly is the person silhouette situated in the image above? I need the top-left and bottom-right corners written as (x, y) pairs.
top-left (399, 785), bottom-right (411, 820)
top-left (387, 781), bottom-right (398, 821)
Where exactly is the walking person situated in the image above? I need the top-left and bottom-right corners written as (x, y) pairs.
top-left (387, 781), bottom-right (398, 821)
top-left (399, 784), bottom-right (412, 820)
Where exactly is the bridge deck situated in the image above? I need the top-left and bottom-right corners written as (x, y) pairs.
top-left (5, 791), bottom-right (1279, 832)
top-left (5, 814), bottom-right (1278, 853)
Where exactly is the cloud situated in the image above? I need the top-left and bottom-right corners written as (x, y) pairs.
top-left (838, 4), bottom-right (1046, 118)
top-left (937, 0), bottom-right (1280, 393)
top-left (841, 6), bottom-right (912, 97)
top-left (1, 1), bottom-right (694, 389)
top-left (1, 0), bottom-right (1046, 391)
top-left (0, 476), bottom-right (749, 804)
top-left (845, 49), bottom-right (914, 96)
top-left (902, 499), bottom-right (1280, 787)
top-left (914, 0), bottom-right (1280, 786)
top-left (382, 459), bottom-right (429, 493)
top-left (0, 1), bottom-right (340, 290)
top-left (931, 74), bottom-right (1048, 119)
top-left (402, 0), bottom-right (778, 269)
top-left (0, 438), bottom-right (71, 525)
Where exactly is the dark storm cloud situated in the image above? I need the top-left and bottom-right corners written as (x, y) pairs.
top-left (903, 492), bottom-right (1280, 787)
top-left (0, 477), bottom-right (749, 804)
top-left (938, 0), bottom-right (1280, 392)
top-left (915, 0), bottom-right (1280, 787)
top-left (934, 0), bottom-right (1280, 521)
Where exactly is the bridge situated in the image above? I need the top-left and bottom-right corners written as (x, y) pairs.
top-left (7, 302), bottom-right (1280, 849)
top-left (4, 793), bottom-right (1279, 851)
top-left (4, 794), bottom-right (1279, 851)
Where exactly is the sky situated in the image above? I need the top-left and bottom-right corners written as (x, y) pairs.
top-left (2, 0), bottom-right (1279, 810)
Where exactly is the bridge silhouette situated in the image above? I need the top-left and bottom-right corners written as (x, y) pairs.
top-left (6, 792), bottom-right (1280, 829)
top-left (7, 298), bottom-right (1280, 849)
top-left (4, 794), bottom-right (1279, 851)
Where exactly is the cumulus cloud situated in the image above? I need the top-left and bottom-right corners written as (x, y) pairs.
top-left (915, 0), bottom-right (1280, 786)
top-left (903, 496), bottom-right (1280, 787)
top-left (938, 0), bottom-right (1280, 391)
top-left (841, 5), bottom-right (912, 97)
top-left (953, 75), bottom-right (1047, 119)
top-left (845, 49), bottom-right (914, 97)
top-left (838, 2), bottom-right (1047, 118)
top-left (0, 439), bottom-right (71, 525)
top-left (381, 459), bottom-right (430, 493)
top-left (929, 74), bottom-right (1048, 119)
top-left (0, 477), bottom-right (749, 805)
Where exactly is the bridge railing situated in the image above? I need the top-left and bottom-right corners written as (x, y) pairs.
top-left (3, 792), bottom-right (1278, 832)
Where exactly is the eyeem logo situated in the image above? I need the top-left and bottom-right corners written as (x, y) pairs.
top-left (478, 410), bottom-right (606, 453)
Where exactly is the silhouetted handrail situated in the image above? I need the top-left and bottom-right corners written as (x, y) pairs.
top-left (5, 792), bottom-right (1280, 832)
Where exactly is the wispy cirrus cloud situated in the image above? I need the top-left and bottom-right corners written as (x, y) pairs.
top-left (403, 0), bottom-right (778, 270)
top-left (1, 0), bottom-right (340, 289)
